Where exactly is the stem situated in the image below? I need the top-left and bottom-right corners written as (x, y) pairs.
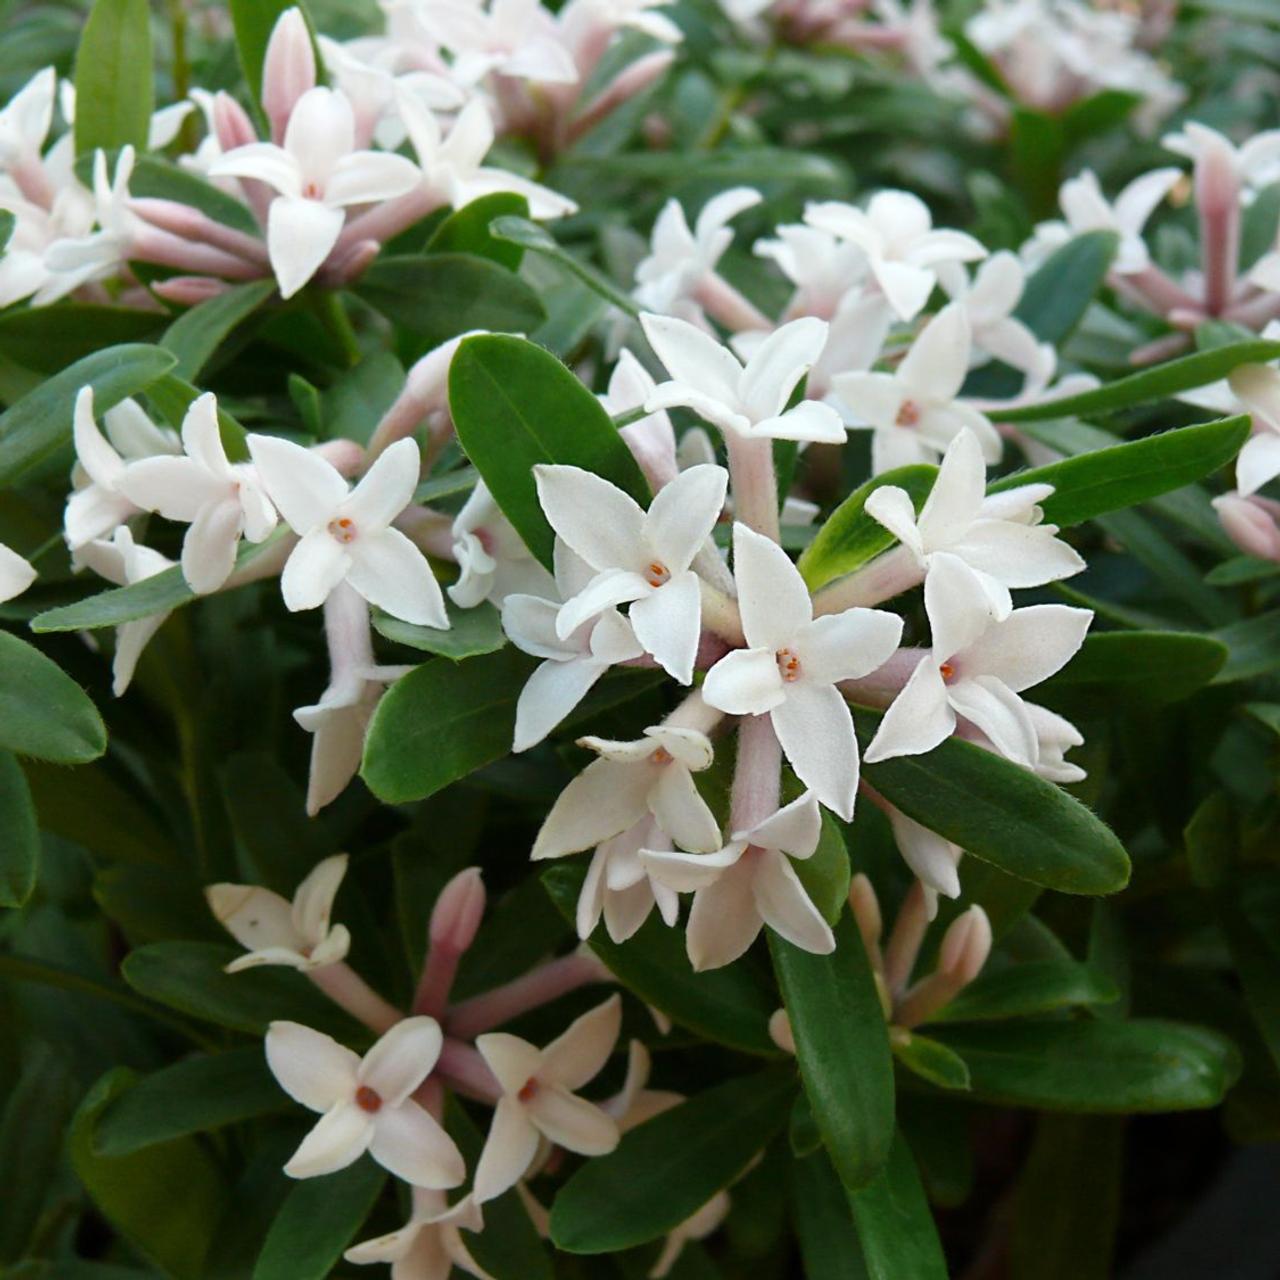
top-left (308, 963), bottom-right (402, 1034)
top-left (435, 1038), bottom-right (502, 1103)
top-left (446, 951), bottom-right (610, 1039)
top-left (725, 433), bottom-right (780, 543)
top-left (729, 713), bottom-right (781, 834)
top-left (812, 545), bottom-right (922, 613)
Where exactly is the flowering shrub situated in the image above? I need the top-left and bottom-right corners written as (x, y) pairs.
top-left (3, 0), bottom-right (1280, 1275)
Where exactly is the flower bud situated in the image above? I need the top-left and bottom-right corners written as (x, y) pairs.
top-left (262, 8), bottom-right (317, 144)
top-left (151, 276), bottom-right (231, 306)
top-left (848, 872), bottom-right (882, 950)
top-left (429, 867), bottom-right (486, 954)
top-left (212, 90), bottom-right (257, 152)
top-left (311, 438), bottom-right (365, 477)
top-left (768, 1007), bottom-right (795, 1054)
top-left (1214, 492), bottom-right (1280, 561)
top-left (938, 905), bottom-right (992, 986)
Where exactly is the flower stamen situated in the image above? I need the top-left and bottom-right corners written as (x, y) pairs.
top-left (355, 1085), bottom-right (383, 1113)
top-left (777, 647), bottom-right (802, 682)
top-left (328, 516), bottom-right (358, 544)
top-left (644, 560), bottom-right (671, 587)
top-left (896, 400), bottom-right (921, 428)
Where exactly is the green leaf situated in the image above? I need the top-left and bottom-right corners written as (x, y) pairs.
top-left (371, 601), bottom-right (507, 662)
top-left (891, 1031), bottom-right (971, 1090)
top-left (993, 340), bottom-right (1280, 422)
top-left (1210, 609), bottom-right (1280, 683)
top-left (793, 812), bottom-right (852, 924)
top-left (1219, 893), bottom-right (1280, 1075)
top-left (770, 916), bottom-right (895, 1190)
top-left (799, 466), bottom-right (938, 591)
top-left (0, 305), bottom-right (162, 373)
top-left (230, 0), bottom-right (318, 104)
top-left (355, 254), bottom-right (546, 355)
top-left (70, 1069), bottom-right (226, 1280)
top-left (931, 960), bottom-right (1118, 1022)
top-left (855, 707), bottom-right (1130, 895)
top-left (1206, 555), bottom-right (1280, 585)
top-left (162, 279), bottom-right (276, 381)
top-left (1034, 631), bottom-right (1228, 714)
top-left (126, 154), bottom-right (261, 234)
top-left (146, 370), bottom-right (250, 460)
top-left (426, 192), bottom-right (529, 269)
top-left (1242, 182), bottom-right (1280, 270)
top-left (94, 1049), bottom-right (285, 1155)
top-left (790, 1152), bottom-right (870, 1280)
top-left (0, 210), bottom-right (13, 254)
top-left (121, 941), bottom-right (359, 1039)
top-left (74, 0), bottom-right (153, 153)
top-left (931, 1019), bottom-right (1240, 1111)
top-left (543, 864), bottom-right (778, 1056)
top-left (0, 631), bottom-right (107, 762)
top-left (0, 752), bottom-right (38, 908)
top-left (448, 333), bottom-right (650, 568)
top-left (252, 1161), bottom-right (386, 1280)
top-left (0, 343), bottom-right (175, 486)
top-left (989, 415), bottom-right (1251, 527)
top-left (847, 1130), bottom-right (948, 1280)
top-left (549, 1069), bottom-right (795, 1253)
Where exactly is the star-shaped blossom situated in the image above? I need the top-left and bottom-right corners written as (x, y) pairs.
top-left (121, 393), bottom-right (278, 594)
top-left (503, 541), bottom-right (644, 752)
top-left (424, 0), bottom-right (581, 86)
top-left (534, 462), bottom-right (726, 683)
top-left (449, 479), bottom-right (553, 609)
top-left (0, 66), bottom-right (55, 178)
top-left (1049, 167), bottom-right (1181, 275)
top-left (831, 303), bottom-right (1001, 474)
top-left (938, 251), bottom-right (1052, 380)
top-left (247, 434), bottom-right (448, 627)
top-left (265, 1017), bottom-right (465, 1186)
top-left (640, 314), bottom-right (847, 444)
top-left (532, 723), bottom-right (721, 860)
top-left (210, 86), bottom-right (421, 297)
top-left (864, 427), bottom-right (1084, 617)
top-left (1162, 121), bottom-right (1280, 192)
top-left (804, 190), bottom-right (986, 321)
top-left (644, 790), bottom-right (833, 969)
top-left (473, 995), bottom-right (622, 1203)
top-left (576, 813), bottom-right (680, 944)
top-left (864, 558), bottom-right (1092, 767)
top-left (206, 853), bottom-right (351, 973)
top-left (345, 1189), bottom-right (490, 1280)
top-left (702, 524), bottom-right (902, 819)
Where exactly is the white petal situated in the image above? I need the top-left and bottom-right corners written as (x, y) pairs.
top-left (1237, 431), bottom-right (1280, 497)
top-left (685, 864), bottom-right (761, 971)
top-left (873, 258), bottom-right (936, 321)
top-left (831, 371), bottom-right (904, 432)
top-left (752, 849), bottom-right (835, 954)
top-left (267, 195), bottom-right (345, 299)
top-left (181, 498), bottom-right (243, 594)
top-left (285, 87), bottom-right (356, 184)
top-left (746, 791), bottom-right (821, 859)
top-left (344, 438), bottom-right (420, 529)
top-left (648, 760), bottom-right (721, 852)
top-left (527, 1088), bottom-right (619, 1156)
top-left (639, 313), bottom-right (743, 406)
top-left (924, 552), bottom-right (999, 660)
top-left (739, 317), bottom-right (829, 420)
top-left (641, 841), bottom-right (746, 892)
top-left (326, 150), bottom-right (420, 206)
top-left (702, 648), bottom-right (785, 716)
top-left (960, 604), bottom-right (1092, 691)
top-left (476, 1033), bottom-right (543, 1096)
top-left (285, 1101), bottom-right (372, 1178)
top-left (862, 658), bottom-right (953, 763)
top-left (796, 608), bottom-right (903, 685)
top-left (645, 382), bottom-right (749, 436)
top-left (952, 521), bottom-right (1085, 588)
top-left (540, 994), bottom-right (622, 1091)
top-left (347, 528), bottom-right (447, 626)
top-left (899, 303), bottom-right (971, 403)
top-left (503, 594), bottom-right (568, 660)
top-left (645, 464), bottom-right (726, 572)
top-left (628, 572), bottom-right (701, 685)
top-left (513, 657), bottom-right (606, 752)
top-left (771, 682), bottom-right (858, 820)
top-left (473, 1096), bottom-right (541, 1204)
top-left (360, 1017), bottom-right (443, 1105)
top-left (888, 808), bottom-right (961, 901)
top-left (556, 569), bottom-right (650, 639)
top-left (534, 465), bottom-right (646, 572)
top-left (531, 757), bottom-right (651, 858)
top-left (265, 1020), bottom-right (360, 1111)
top-left (732, 522), bottom-right (810, 650)
top-left (948, 675), bottom-right (1038, 766)
top-left (281, 527), bottom-right (350, 611)
top-left (290, 853), bottom-right (349, 945)
top-left (73, 386), bottom-right (124, 488)
top-left (207, 883), bottom-right (301, 952)
top-left (210, 141), bottom-right (302, 195)
top-left (917, 428), bottom-right (986, 547)
top-left (0, 544), bottom-right (35, 604)
top-left (181, 392), bottom-right (232, 477)
top-left (248, 433), bottom-right (349, 531)
top-left (121, 457), bottom-right (224, 522)
top-left (864, 485), bottom-right (924, 557)
top-left (370, 1102), bottom-right (465, 1188)
top-left (748, 399), bottom-right (847, 444)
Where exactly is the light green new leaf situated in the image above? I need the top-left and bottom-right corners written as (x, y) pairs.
top-left (0, 631), bottom-right (106, 762)
top-left (74, 0), bottom-right (153, 154)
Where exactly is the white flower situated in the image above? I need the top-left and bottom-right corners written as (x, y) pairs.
top-left (605, 1040), bottom-right (682, 1129)
top-left (247, 434), bottom-right (448, 627)
top-left (831, 303), bottom-right (1001, 474)
top-left (534, 462), bottom-right (726, 683)
top-left (210, 86), bottom-right (421, 297)
top-left (449, 480), bottom-right (554, 609)
top-left (864, 427), bottom-right (1084, 618)
top-left (72, 528), bottom-right (174, 696)
top-left (633, 188), bottom-right (761, 315)
top-left (640, 314), bottom-right (847, 444)
top-left (0, 542), bottom-right (34, 604)
top-left (702, 524), bottom-right (902, 819)
top-left (885, 806), bottom-right (962, 919)
top-left (754, 223), bottom-right (868, 320)
top-left (473, 995), bottom-right (622, 1203)
top-left (503, 541), bottom-right (643, 752)
top-left (600, 348), bottom-right (678, 489)
top-left (421, 0), bottom-right (580, 86)
top-left (120, 393), bottom-right (278, 594)
top-left (1049, 167), bottom-right (1181, 275)
top-left (532, 723), bottom-right (721, 859)
top-left (577, 813), bottom-right (680, 944)
top-left (346, 1189), bottom-right (491, 1280)
top-left (643, 790), bottom-right (833, 969)
top-left (1162, 121), bottom-right (1280, 192)
top-left (938, 251), bottom-right (1052, 380)
top-left (864, 557), bottom-right (1091, 767)
top-left (265, 1017), bottom-right (465, 1186)
top-left (804, 191), bottom-right (986, 321)
top-left (558, 0), bottom-right (683, 61)
top-left (1024, 701), bottom-right (1086, 783)
top-left (0, 66), bottom-right (55, 175)
top-left (205, 853), bottom-right (352, 973)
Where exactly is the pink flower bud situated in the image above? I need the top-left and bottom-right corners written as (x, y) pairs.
top-left (151, 276), bottom-right (231, 306)
top-left (262, 8), bottom-right (317, 144)
top-left (212, 90), bottom-right (257, 152)
top-left (768, 1007), bottom-right (795, 1054)
top-left (1214, 492), bottom-right (1280, 561)
top-left (938, 905), bottom-right (992, 986)
top-left (429, 867), bottom-right (486, 954)
top-left (311, 438), bottom-right (365, 478)
top-left (848, 872), bottom-right (882, 950)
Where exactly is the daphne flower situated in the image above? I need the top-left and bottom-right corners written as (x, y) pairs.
top-left (206, 854), bottom-right (351, 973)
top-left (804, 191), bottom-right (986, 321)
top-left (1024, 702), bottom-right (1086, 784)
top-left (641, 314), bottom-right (847, 444)
top-left (754, 223), bottom-right (868, 320)
top-left (865, 558), bottom-right (1092, 767)
top-left (644, 790), bottom-right (833, 969)
top-left (1162, 121), bottom-right (1280, 193)
top-left (423, 0), bottom-right (580, 86)
top-left (884, 805), bottom-right (962, 919)
top-left (577, 814), bottom-right (680, 943)
top-left (939, 251), bottom-right (1052, 380)
top-left (600, 349), bottom-right (678, 490)
top-left (265, 1017), bottom-right (465, 1186)
top-left (831, 303), bottom-right (1001, 474)
top-left (210, 86), bottom-right (420, 297)
top-left (503, 542), bottom-right (643, 752)
top-left (534, 462), bottom-right (726, 683)
top-left (345, 1189), bottom-right (490, 1280)
top-left (864, 427), bottom-right (1083, 617)
top-left (473, 995), bottom-right (622, 1203)
top-left (703, 524), bottom-right (902, 819)
top-left (1049, 167), bottom-right (1181, 275)
top-left (449, 480), bottom-right (553, 609)
top-left (247, 434), bottom-right (448, 627)
top-left (64, 386), bottom-right (144, 549)
top-left (532, 722), bottom-right (721, 859)
top-left (0, 66), bottom-right (55, 180)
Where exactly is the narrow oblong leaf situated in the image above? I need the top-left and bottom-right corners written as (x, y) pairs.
top-left (162, 279), bottom-right (276, 382)
top-left (371, 601), bottom-right (507, 662)
top-left (448, 334), bottom-right (650, 568)
top-left (0, 753), bottom-right (39, 910)
top-left (891, 1032), bottom-right (971, 1091)
top-left (770, 917), bottom-right (896, 1190)
top-left (790, 1151), bottom-right (870, 1280)
top-left (855, 707), bottom-right (1131, 895)
top-left (0, 632), bottom-right (106, 762)
top-left (549, 1069), bottom-right (795, 1254)
top-left (930, 960), bottom-right (1119, 1022)
top-left (74, 0), bottom-right (154, 154)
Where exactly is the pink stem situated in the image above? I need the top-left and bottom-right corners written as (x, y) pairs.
top-left (725, 433), bottom-right (780, 542)
top-left (445, 952), bottom-right (610, 1039)
top-left (730, 713), bottom-right (782, 834)
top-left (308, 963), bottom-right (402, 1034)
top-left (435, 1037), bottom-right (502, 1103)
top-left (813, 545), bottom-right (922, 613)
top-left (693, 273), bottom-right (774, 334)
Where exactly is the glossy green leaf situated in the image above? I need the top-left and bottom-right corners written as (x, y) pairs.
top-left (1210, 609), bottom-right (1280, 683)
top-left (770, 916), bottom-right (895, 1190)
top-left (371, 601), bottom-right (507, 662)
top-left (426, 191), bottom-right (529, 268)
top-left (931, 1020), bottom-right (1240, 1111)
top-left (252, 1160), bottom-right (386, 1280)
top-left (891, 1031), bottom-right (971, 1090)
top-left (448, 333), bottom-right (650, 568)
top-left (74, 0), bottom-right (153, 154)
top-left (95, 1049), bottom-right (285, 1155)
top-left (0, 631), bottom-right (107, 762)
top-left (0, 343), bottom-right (175, 486)
top-left (799, 465), bottom-right (938, 591)
top-left (855, 707), bottom-right (1130, 895)
top-left (793, 812), bottom-right (852, 924)
top-left (0, 305), bottom-right (162, 373)
top-left (355, 254), bottom-right (545, 354)
top-left (70, 1069), bottom-right (226, 1280)
top-left (543, 864), bottom-right (778, 1055)
top-left (0, 752), bottom-right (38, 908)
top-left (550, 1069), bottom-right (795, 1253)
top-left (1206, 556), bottom-right (1280, 586)
top-left (994, 340), bottom-right (1280, 422)
top-left (791, 1151), bottom-right (870, 1280)
top-left (0, 211), bottom-right (12, 254)
top-left (1017, 231), bottom-right (1118, 344)
top-left (931, 960), bottom-right (1119, 1022)
top-left (162, 279), bottom-right (276, 381)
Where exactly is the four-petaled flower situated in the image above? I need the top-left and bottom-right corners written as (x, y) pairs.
top-left (345, 1189), bottom-right (491, 1280)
